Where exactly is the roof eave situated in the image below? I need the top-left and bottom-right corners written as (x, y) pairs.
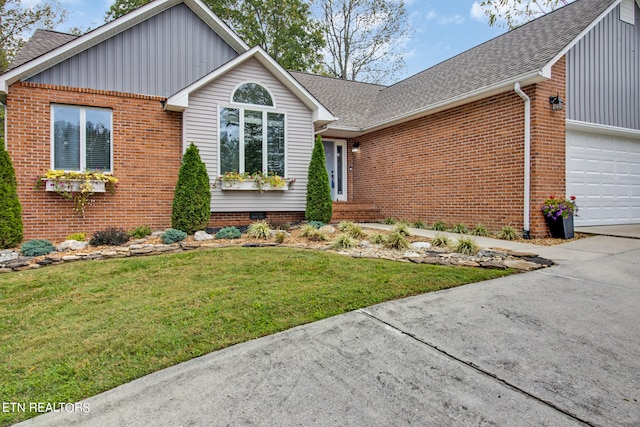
top-left (0, 0), bottom-right (249, 96)
top-left (359, 71), bottom-right (548, 134)
top-left (165, 46), bottom-right (337, 124)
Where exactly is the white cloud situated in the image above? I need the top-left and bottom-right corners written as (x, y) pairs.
top-left (470, 2), bottom-right (485, 22)
top-left (424, 10), bottom-right (464, 25)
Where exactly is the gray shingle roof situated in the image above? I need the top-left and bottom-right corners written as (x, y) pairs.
top-left (8, 29), bottom-right (78, 71)
top-left (289, 71), bottom-right (386, 128)
top-left (293, 0), bottom-right (618, 130)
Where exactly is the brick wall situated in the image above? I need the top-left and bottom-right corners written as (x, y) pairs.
top-left (6, 82), bottom-right (183, 241)
top-left (208, 212), bottom-right (306, 228)
top-left (342, 59), bottom-right (566, 237)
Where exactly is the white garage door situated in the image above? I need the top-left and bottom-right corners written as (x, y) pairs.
top-left (566, 127), bottom-right (640, 226)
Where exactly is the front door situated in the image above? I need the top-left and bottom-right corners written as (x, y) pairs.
top-left (322, 139), bottom-right (347, 201)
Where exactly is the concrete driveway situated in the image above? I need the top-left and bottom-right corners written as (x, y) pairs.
top-left (16, 235), bottom-right (640, 427)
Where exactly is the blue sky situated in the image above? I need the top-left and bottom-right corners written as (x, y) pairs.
top-left (37, 0), bottom-right (507, 81)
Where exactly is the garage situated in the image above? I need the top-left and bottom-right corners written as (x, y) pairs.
top-left (566, 124), bottom-right (640, 226)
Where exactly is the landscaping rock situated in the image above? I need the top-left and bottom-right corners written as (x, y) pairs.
top-left (480, 261), bottom-right (507, 270)
top-left (0, 268), bottom-right (13, 274)
top-left (504, 259), bottom-right (541, 271)
top-left (194, 231), bottom-right (214, 241)
top-left (130, 248), bottom-right (153, 255)
top-left (151, 231), bottom-right (164, 237)
top-left (319, 225), bottom-right (336, 234)
top-left (57, 240), bottom-right (89, 252)
top-left (62, 255), bottom-right (82, 262)
top-left (3, 259), bottom-right (30, 269)
top-left (410, 242), bottom-right (432, 251)
top-left (129, 244), bottom-right (143, 250)
top-left (359, 240), bottom-right (372, 248)
top-left (101, 251), bottom-right (120, 258)
top-left (0, 250), bottom-right (19, 263)
top-left (14, 263), bottom-right (40, 271)
top-left (403, 251), bottom-right (422, 258)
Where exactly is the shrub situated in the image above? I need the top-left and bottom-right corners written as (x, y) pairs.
top-left (382, 217), bottom-right (396, 225)
top-left (471, 224), bottom-right (489, 237)
top-left (338, 221), bottom-right (365, 239)
top-left (305, 135), bottom-right (332, 223)
top-left (332, 233), bottom-right (356, 250)
top-left (431, 233), bottom-right (451, 248)
top-left (306, 220), bottom-right (325, 229)
top-left (90, 227), bottom-right (130, 246)
top-left (499, 225), bottom-right (520, 241)
top-left (452, 223), bottom-right (469, 234)
top-left (274, 231), bottom-right (287, 244)
top-left (20, 239), bottom-right (55, 257)
top-left (247, 220), bottom-right (272, 239)
top-left (128, 226), bottom-right (152, 239)
top-left (385, 231), bottom-right (410, 250)
top-left (368, 233), bottom-right (386, 244)
top-left (0, 143), bottom-right (23, 249)
top-left (453, 237), bottom-right (479, 255)
top-left (413, 220), bottom-right (426, 229)
top-left (66, 232), bottom-right (86, 242)
top-left (162, 228), bottom-right (187, 244)
top-left (391, 222), bottom-right (412, 236)
top-left (431, 220), bottom-right (446, 231)
top-left (171, 143), bottom-right (211, 234)
top-left (215, 226), bottom-right (242, 240)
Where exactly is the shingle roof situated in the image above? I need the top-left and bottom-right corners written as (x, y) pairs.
top-left (293, 0), bottom-right (618, 131)
top-left (289, 72), bottom-right (386, 128)
top-left (8, 29), bottom-right (78, 71)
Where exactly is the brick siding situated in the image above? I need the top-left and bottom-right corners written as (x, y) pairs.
top-left (6, 82), bottom-right (183, 241)
top-left (340, 59), bottom-right (566, 238)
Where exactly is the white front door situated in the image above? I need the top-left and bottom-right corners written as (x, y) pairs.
top-left (323, 139), bottom-right (348, 201)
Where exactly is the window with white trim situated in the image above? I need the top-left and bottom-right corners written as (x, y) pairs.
top-left (51, 105), bottom-right (112, 172)
top-left (219, 83), bottom-right (285, 176)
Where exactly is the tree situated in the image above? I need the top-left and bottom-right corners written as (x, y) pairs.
top-left (0, 141), bottom-right (23, 249)
top-left (106, 0), bottom-right (324, 72)
top-left (305, 135), bottom-right (332, 223)
top-left (0, 0), bottom-right (68, 72)
top-left (317, 0), bottom-right (412, 84)
top-left (479, 0), bottom-right (570, 29)
top-left (171, 143), bottom-right (211, 234)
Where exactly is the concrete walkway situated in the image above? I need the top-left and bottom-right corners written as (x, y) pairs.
top-left (16, 229), bottom-right (640, 426)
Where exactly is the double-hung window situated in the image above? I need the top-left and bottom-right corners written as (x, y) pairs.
top-left (51, 105), bottom-right (113, 172)
top-left (219, 83), bottom-right (285, 176)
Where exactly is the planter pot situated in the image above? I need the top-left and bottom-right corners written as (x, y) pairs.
top-left (219, 179), bottom-right (289, 191)
top-left (546, 215), bottom-right (574, 239)
top-left (44, 179), bottom-right (106, 193)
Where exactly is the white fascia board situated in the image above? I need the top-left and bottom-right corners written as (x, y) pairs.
top-left (359, 71), bottom-right (546, 134)
top-left (567, 119), bottom-right (640, 139)
top-left (0, 0), bottom-right (249, 95)
top-left (542, 0), bottom-right (622, 74)
top-left (166, 46), bottom-right (337, 124)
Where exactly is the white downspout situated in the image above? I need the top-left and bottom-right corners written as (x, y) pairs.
top-left (514, 83), bottom-right (531, 239)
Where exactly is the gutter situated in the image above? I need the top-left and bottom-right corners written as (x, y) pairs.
top-left (514, 82), bottom-right (531, 239)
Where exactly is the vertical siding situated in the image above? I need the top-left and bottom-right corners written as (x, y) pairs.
top-left (184, 58), bottom-right (314, 212)
top-left (567, 2), bottom-right (640, 130)
top-left (26, 3), bottom-right (238, 97)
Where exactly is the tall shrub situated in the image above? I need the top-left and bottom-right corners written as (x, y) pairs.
top-left (305, 135), bottom-right (332, 223)
top-left (171, 143), bottom-right (211, 234)
top-left (0, 142), bottom-right (23, 248)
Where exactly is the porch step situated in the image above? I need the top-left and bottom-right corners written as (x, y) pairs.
top-left (331, 201), bottom-right (382, 223)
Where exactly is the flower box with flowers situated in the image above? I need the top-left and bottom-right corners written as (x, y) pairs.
top-left (217, 172), bottom-right (295, 192)
top-left (37, 170), bottom-right (119, 216)
top-left (541, 195), bottom-right (578, 239)
top-left (43, 179), bottom-right (106, 193)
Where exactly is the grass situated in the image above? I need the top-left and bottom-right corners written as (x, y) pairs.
top-left (0, 247), bottom-right (511, 426)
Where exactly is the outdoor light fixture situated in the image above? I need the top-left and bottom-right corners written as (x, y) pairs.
top-left (549, 94), bottom-right (564, 111)
top-left (352, 141), bottom-right (360, 153)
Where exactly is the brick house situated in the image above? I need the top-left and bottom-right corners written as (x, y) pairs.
top-left (1, 0), bottom-right (638, 240)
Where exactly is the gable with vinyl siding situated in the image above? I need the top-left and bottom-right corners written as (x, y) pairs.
top-left (183, 57), bottom-right (314, 213)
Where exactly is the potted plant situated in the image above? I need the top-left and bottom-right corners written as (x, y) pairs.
top-left (541, 195), bottom-right (578, 239)
top-left (37, 170), bottom-right (118, 217)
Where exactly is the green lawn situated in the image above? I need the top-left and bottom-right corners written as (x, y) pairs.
top-left (0, 247), bottom-right (511, 425)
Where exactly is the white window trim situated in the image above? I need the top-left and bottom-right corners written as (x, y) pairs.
top-left (50, 104), bottom-right (114, 173)
top-left (229, 81), bottom-right (277, 109)
top-left (218, 105), bottom-right (287, 176)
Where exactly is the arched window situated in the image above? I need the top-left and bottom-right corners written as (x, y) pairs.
top-left (220, 83), bottom-right (285, 176)
top-left (232, 83), bottom-right (273, 106)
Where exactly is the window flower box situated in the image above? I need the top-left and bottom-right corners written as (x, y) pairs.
top-left (43, 179), bottom-right (106, 193)
top-left (216, 172), bottom-right (295, 192)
